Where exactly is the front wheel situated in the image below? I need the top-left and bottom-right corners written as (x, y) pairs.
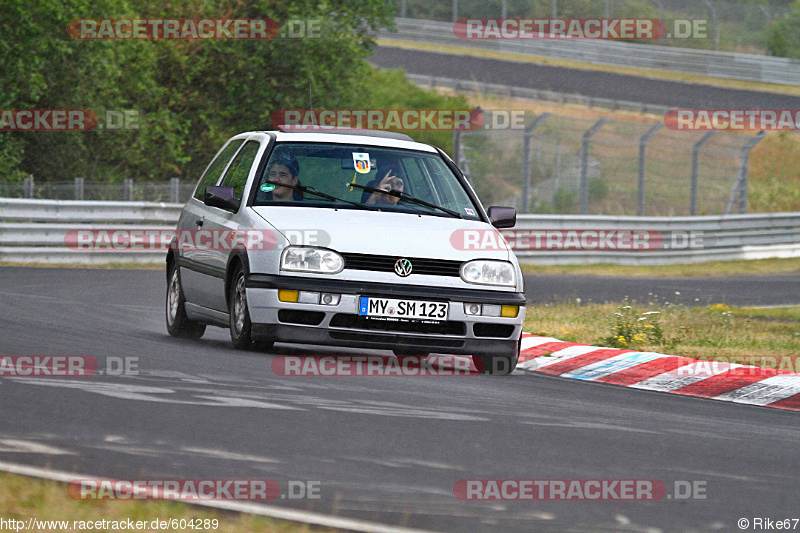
top-left (229, 264), bottom-right (255, 349)
top-left (166, 263), bottom-right (205, 339)
top-left (472, 336), bottom-right (520, 376)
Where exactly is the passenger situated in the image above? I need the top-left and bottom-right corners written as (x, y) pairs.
top-left (362, 167), bottom-right (404, 205)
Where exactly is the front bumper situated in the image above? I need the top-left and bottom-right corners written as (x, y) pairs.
top-left (246, 274), bottom-right (525, 356)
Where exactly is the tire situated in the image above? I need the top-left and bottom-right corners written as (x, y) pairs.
top-left (229, 263), bottom-right (255, 349)
top-left (251, 339), bottom-right (275, 352)
top-left (166, 262), bottom-right (206, 339)
top-left (472, 336), bottom-right (521, 376)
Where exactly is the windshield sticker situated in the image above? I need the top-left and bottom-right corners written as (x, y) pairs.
top-left (464, 208), bottom-right (476, 216)
top-left (352, 152), bottom-right (371, 174)
top-left (260, 183), bottom-right (276, 192)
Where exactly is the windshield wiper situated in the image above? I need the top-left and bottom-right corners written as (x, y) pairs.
top-left (347, 182), bottom-right (462, 219)
top-left (263, 181), bottom-right (379, 211)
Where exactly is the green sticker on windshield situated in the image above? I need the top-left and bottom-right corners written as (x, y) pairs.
top-left (260, 183), bottom-right (276, 192)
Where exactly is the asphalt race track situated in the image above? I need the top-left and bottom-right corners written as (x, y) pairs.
top-left (369, 46), bottom-right (800, 110)
top-left (1, 267), bottom-right (798, 532)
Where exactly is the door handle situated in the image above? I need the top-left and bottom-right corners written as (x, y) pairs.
top-left (195, 218), bottom-right (204, 227)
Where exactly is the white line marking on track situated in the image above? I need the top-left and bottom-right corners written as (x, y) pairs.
top-left (180, 447), bottom-right (278, 464)
top-left (0, 439), bottom-right (75, 456)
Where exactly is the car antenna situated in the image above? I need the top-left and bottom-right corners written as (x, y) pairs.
top-left (309, 84), bottom-right (317, 125)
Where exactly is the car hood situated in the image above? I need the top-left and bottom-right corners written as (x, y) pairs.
top-left (250, 206), bottom-right (513, 262)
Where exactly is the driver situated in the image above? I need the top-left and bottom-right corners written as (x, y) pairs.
top-left (262, 154), bottom-right (302, 201)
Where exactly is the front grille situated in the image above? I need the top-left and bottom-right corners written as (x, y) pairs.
top-left (341, 253), bottom-right (461, 277)
top-left (330, 313), bottom-right (465, 335)
top-left (328, 331), bottom-right (465, 348)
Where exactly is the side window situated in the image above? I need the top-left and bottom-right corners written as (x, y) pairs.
top-left (220, 141), bottom-right (260, 199)
top-left (192, 140), bottom-right (244, 200)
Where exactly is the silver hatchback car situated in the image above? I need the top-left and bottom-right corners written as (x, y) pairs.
top-left (166, 128), bottom-right (525, 374)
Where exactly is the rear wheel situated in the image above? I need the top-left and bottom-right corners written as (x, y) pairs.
top-left (166, 263), bottom-right (205, 339)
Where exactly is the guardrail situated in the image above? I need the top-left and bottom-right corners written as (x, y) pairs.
top-left (380, 18), bottom-right (800, 86)
top-left (1, 199), bottom-right (798, 265)
top-left (512, 213), bottom-right (800, 264)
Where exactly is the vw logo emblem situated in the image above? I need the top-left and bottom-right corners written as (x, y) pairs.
top-left (394, 258), bottom-right (412, 277)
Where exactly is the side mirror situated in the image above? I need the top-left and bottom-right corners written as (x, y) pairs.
top-left (204, 186), bottom-right (240, 213)
top-left (487, 206), bottom-right (516, 229)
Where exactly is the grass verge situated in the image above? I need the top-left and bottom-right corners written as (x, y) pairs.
top-left (524, 301), bottom-right (800, 369)
top-left (0, 470), bottom-right (331, 532)
top-left (520, 257), bottom-right (800, 277)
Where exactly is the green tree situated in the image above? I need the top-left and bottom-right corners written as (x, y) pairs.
top-left (767, 0), bottom-right (800, 58)
top-left (0, 0), bottom-right (399, 184)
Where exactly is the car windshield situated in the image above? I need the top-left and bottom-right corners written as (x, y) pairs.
top-left (253, 142), bottom-right (482, 220)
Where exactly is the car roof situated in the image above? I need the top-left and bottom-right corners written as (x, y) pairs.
top-left (245, 130), bottom-right (439, 153)
top-left (275, 125), bottom-right (416, 142)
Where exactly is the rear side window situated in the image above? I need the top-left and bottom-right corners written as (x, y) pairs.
top-left (192, 140), bottom-right (244, 200)
top-left (220, 141), bottom-right (260, 199)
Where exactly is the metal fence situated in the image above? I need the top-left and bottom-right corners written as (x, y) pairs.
top-left (392, 0), bottom-right (790, 53)
top-left (381, 18), bottom-right (800, 85)
top-left (1, 198), bottom-right (798, 265)
top-left (0, 178), bottom-right (196, 203)
top-left (455, 111), bottom-right (766, 216)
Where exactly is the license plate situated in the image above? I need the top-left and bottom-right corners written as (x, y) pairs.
top-left (358, 297), bottom-right (448, 320)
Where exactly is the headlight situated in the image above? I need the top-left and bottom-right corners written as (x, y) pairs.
top-left (280, 246), bottom-right (344, 274)
top-left (460, 260), bottom-right (515, 287)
